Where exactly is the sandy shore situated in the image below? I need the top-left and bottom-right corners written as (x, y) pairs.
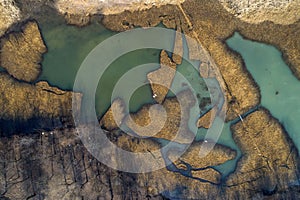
top-left (219, 0), bottom-right (300, 25)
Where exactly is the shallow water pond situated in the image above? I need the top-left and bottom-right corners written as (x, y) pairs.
top-left (38, 20), bottom-right (250, 177)
top-left (38, 20), bottom-right (211, 118)
top-left (38, 20), bottom-right (161, 117)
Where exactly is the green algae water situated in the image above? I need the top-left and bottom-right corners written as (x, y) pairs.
top-left (38, 19), bottom-right (211, 118)
top-left (37, 20), bottom-right (300, 180)
top-left (38, 20), bottom-right (162, 117)
top-left (177, 32), bottom-right (300, 178)
top-left (227, 32), bottom-right (300, 152)
top-left (167, 35), bottom-right (211, 112)
top-left (38, 19), bottom-right (240, 176)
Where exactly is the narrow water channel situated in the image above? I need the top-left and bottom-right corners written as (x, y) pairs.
top-left (37, 19), bottom-right (239, 176)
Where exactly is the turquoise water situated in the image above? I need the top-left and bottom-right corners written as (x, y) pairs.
top-left (227, 32), bottom-right (300, 152)
top-left (198, 32), bottom-right (300, 178)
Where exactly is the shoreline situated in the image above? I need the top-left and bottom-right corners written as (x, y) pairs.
top-left (0, 0), bottom-right (297, 147)
top-left (0, 71), bottom-right (82, 136)
top-left (231, 25), bottom-right (300, 81)
top-left (99, 0), bottom-right (300, 120)
top-left (2, 1), bottom-right (298, 85)
top-left (0, 0), bottom-right (300, 198)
